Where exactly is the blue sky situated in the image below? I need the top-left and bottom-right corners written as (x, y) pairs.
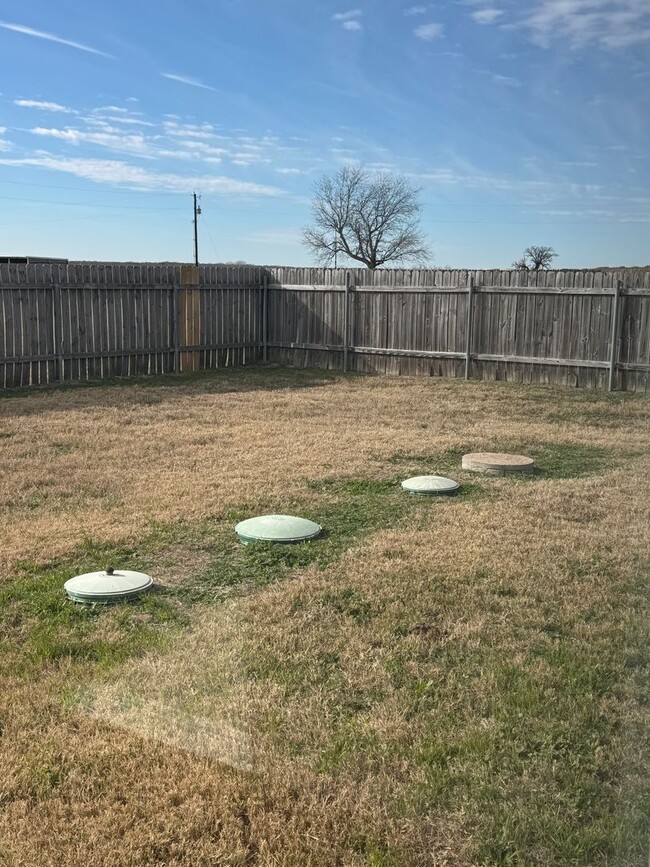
top-left (0, 0), bottom-right (648, 267)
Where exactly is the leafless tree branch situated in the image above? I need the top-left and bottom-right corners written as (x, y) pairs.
top-left (302, 165), bottom-right (432, 269)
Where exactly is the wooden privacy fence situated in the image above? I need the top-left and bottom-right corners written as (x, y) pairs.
top-left (265, 267), bottom-right (650, 392)
top-left (1, 263), bottom-right (649, 392)
top-left (0, 262), bottom-right (264, 388)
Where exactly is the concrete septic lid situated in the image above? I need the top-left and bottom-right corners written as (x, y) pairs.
top-left (235, 514), bottom-right (322, 544)
top-left (462, 452), bottom-right (535, 475)
top-left (401, 475), bottom-right (460, 495)
top-left (64, 568), bottom-right (153, 604)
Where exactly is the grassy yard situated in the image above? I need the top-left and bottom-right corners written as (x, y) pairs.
top-left (0, 367), bottom-right (648, 866)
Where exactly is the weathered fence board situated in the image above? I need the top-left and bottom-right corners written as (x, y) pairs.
top-left (0, 263), bottom-right (264, 387)
top-left (264, 267), bottom-right (650, 392)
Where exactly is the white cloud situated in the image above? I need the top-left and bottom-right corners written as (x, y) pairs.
top-left (178, 140), bottom-right (228, 160)
top-left (161, 73), bottom-right (217, 91)
top-left (30, 126), bottom-right (160, 159)
top-left (95, 105), bottom-right (130, 113)
top-left (0, 21), bottom-right (111, 56)
top-left (0, 154), bottom-right (284, 196)
top-left (332, 9), bottom-right (362, 21)
top-left (164, 121), bottom-right (218, 140)
top-left (521, 1), bottom-right (650, 49)
top-left (471, 8), bottom-right (503, 24)
top-left (86, 106), bottom-right (156, 127)
top-left (414, 22), bottom-right (444, 40)
top-left (14, 99), bottom-right (75, 113)
top-left (275, 167), bottom-right (306, 174)
top-left (89, 115), bottom-right (156, 127)
top-left (411, 165), bottom-right (606, 203)
top-left (490, 73), bottom-right (521, 86)
top-left (333, 9), bottom-right (363, 29)
top-left (25, 114), bottom-right (300, 173)
top-left (404, 5), bottom-right (428, 16)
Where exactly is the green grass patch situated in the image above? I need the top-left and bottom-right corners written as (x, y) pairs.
top-left (388, 440), bottom-right (617, 480)
top-left (0, 555), bottom-right (184, 677)
top-left (1, 472), bottom-right (478, 678)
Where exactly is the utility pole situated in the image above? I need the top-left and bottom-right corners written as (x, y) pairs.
top-left (192, 192), bottom-right (201, 265)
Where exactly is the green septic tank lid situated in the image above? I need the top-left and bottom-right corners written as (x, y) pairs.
top-left (401, 475), bottom-right (460, 495)
top-left (64, 568), bottom-right (153, 604)
top-left (235, 514), bottom-right (322, 544)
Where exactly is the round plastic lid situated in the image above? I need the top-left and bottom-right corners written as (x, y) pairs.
top-left (235, 514), bottom-right (322, 544)
top-left (64, 569), bottom-right (153, 603)
top-left (462, 452), bottom-right (534, 474)
top-left (401, 475), bottom-right (460, 495)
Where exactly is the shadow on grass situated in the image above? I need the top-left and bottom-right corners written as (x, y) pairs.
top-left (0, 364), bottom-right (352, 407)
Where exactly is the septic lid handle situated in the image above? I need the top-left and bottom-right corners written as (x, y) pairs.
top-left (106, 567), bottom-right (115, 575)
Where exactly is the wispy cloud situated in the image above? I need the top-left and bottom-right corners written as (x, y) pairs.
top-left (414, 22), bottom-right (444, 40)
top-left (411, 165), bottom-right (605, 204)
top-left (14, 98), bottom-right (75, 113)
top-left (163, 121), bottom-right (219, 140)
top-left (29, 126), bottom-right (165, 159)
top-left (471, 8), bottom-right (503, 24)
top-left (88, 115), bottom-right (155, 127)
top-left (489, 73), bottom-right (521, 86)
top-left (404, 5), bottom-right (427, 16)
top-left (332, 9), bottom-right (363, 30)
top-left (23, 113), bottom-right (301, 172)
top-left (0, 154), bottom-right (284, 196)
top-left (0, 21), bottom-right (112, 57)
top-left (89, 106), bottom-right (155, 127)
top-left (521, 0), bottom-right (650, 49)
top-left (161, 73), bottom-right (217, 91)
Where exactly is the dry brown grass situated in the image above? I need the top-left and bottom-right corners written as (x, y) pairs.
top-left (1, 369), bottom-right (647, 580)
top-left (0, 369), bottom-right (648, 866)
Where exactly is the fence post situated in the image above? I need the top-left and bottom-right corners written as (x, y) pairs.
top-left (465, 275), bottom-right (474, 380)
top-left (608, 279), bottom-right (622, 392)
top-left (343, 272), bottom-right (350, 373)
top-left (263, 274), bottom-right (268, 362)
top-left (53, 283), bottom-right (64, 382)
top-left (171, 282), bottom-right (179, 374)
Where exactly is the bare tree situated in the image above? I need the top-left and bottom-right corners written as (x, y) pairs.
top-left (302, 165), bottom-right (431, 269)
top-left (513, 246), bottom-right (558, 271)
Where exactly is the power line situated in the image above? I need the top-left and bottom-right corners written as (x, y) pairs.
top-left (0, 212), bottom-right (142, 227)
top-left (1, 188), bottom-right (646, 226)
top-left (201, 213), bottom-right (220, 260)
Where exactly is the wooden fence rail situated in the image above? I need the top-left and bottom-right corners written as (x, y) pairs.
top-left (264, 267), bottom-right (650, 392)
top-left (1, 263), bottom-right (649, 392)
top-left (0, 263), bottom-right (264, 388)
